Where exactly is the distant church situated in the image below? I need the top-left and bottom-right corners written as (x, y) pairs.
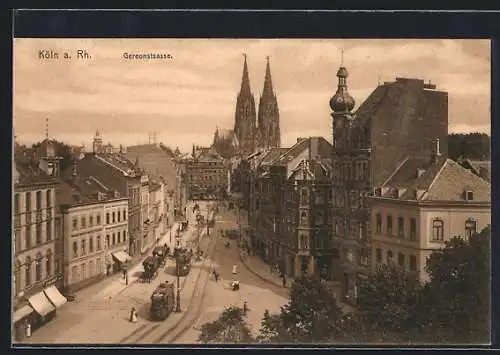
top-left (212, 55), bottom-right (281, 158)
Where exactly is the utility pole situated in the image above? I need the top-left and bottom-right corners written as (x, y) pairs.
top-left (175, 257), bottom-right (181, 312)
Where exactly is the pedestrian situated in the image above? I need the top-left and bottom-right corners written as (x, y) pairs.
top-left (125, 273), bottom-right (129, 286)
top-left (243, 301), bottom-right (248, 315)
top-left (282, 275), bottom-right (286, 288)
top-left (25, 322), bottom-right (31, 338)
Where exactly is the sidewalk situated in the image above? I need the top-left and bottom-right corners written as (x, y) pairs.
top-left (239, 250), bottom-right (290, 289)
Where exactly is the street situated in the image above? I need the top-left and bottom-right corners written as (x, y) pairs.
top-left (173, 207), bottom-right (288, 343)
top-left (19, 200), bottom-right (214, 344)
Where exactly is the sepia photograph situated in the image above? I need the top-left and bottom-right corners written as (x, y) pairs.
top-left (12, 38), bottom-right (491, 345)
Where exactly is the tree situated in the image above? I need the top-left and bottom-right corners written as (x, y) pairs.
top-left (356, 263), bottom-right (423, 342)
top-left (259, 276), bottom-right (344, 343)
top-left (198, 306), bottom-right (254, 344)
top-left (423, 226), bottom-right (491, 344)
top-left (448, 133), bottom-right (490, 161)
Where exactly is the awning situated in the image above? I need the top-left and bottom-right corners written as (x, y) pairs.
top-left (112, 251), bottom-right (132, 263)
top-left (13, 304), bottom-right (34, 323)
top-left (44, 285), bottom-right (67, 308)
top-left (28, 292), bottom-right (55, 316)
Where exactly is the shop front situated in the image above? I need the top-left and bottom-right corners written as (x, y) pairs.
top-left (111, 251), bottom-right (132, 273)
top-left (27, 291), bottom-right (56, 331)
top-left (13, 303), bottom-right (35, 341)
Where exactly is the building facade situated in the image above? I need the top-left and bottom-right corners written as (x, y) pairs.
top-left (329, 64), bottom-right (449, 302)
top-left (369, 157), bottom-right (491, 282)
top-left (184, 146), bottom-right (228, 200)
top-left (13, 158), bottom-right (62, 341)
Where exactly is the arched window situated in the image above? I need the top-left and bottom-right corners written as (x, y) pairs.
top-left (387, 250), bottom-right (393, 263)
top-left (300, 211), bottom-right (308, 226)
top-left (35, 252), bottom-right (43, 281)
top-left (432, 219), bottom-right (444, 241)
top-left (46, 249), bottom-right (52, 277)
top-left (25, 256), bottom-right (32, 286)
top-left (14, 259), bottom-right (21, 293)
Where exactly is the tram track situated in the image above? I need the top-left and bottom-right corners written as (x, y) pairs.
top-left (118, 217), bottom-right (219, 344)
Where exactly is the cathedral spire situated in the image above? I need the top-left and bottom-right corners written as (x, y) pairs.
top-left (239, 53), bottom-right (252, 95)
top-left (262, 56), bottom-right (274, 98)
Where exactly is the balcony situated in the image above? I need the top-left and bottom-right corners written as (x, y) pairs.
top-left (35, 210), bottom-right (43, 223)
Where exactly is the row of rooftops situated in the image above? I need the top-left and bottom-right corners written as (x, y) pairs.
top-left (244, 136), bottom-right (491, 204)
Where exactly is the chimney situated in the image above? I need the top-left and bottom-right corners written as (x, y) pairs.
top-left (432, 138), bottom-right (441, 163)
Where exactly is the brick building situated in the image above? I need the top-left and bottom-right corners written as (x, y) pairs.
top-left (329, 63), bottom-right (449, 302)
top-left (181, 146), bottom-right (228, 201)
top-left (249, 137), bottom-right (335, 279)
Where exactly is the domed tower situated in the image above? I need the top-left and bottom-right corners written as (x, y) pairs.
top-left (330, 63), bottom-right (356, 149)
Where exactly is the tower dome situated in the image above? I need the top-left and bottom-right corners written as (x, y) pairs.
top-left (329, 66), bottom-right (356, 113)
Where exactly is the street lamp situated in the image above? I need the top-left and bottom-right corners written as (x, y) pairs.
top-left (175, 257), bottom-right (181, 312)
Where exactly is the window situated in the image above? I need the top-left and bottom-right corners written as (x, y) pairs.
top-left (123, 210), bottom-right (127, 220)
top-left (89, 215), bottom-right (94, 227)
top-left (465, 219), bottom-right (477, 239)
top-left (14, 260), bottom-right (21, 294)
top-left (35, 253), bottom-right (43, 281)
top-left (96, 258), bottom-right (101, 274)
top-left (358, 222), bottom-right (365, 240)
top-left (112, 233), bottom-right (116, 245)
top-left (106, 235), bottom-right (110, 248)
top-left (71, 265), bottom-right (79, 283)
top-left (46, 249), bottom-right (52, 277)
top-left (410, 255), bottom-right (417, 271)
top-left (387, 250), bottom-right (393, 263)
top-left (117, 231), bottom-right (121, 244)
top-left (81, 216), bottom-right (86, 229)
top-left (316, 211), bottom-right (324, 225)
top-left (46, 221), bottom-right (52, 241)
top-left (300, 211), bottom-right (308, 226)
top-left (25, 192), bottom-right (31, 212)
top-left (410, 218), bottom-right (417, 240)
top-left (376, 248), bottom-right (382, 263)
top-left (81, 239), bottom-right (86, 255)
top-left (387, 215), bottom-right (393, 235)
top-left (25, 226), bottom-right (31, 249)
top-left (299, 234), bottom-right (308, 249)
top-left (72, 217), bottom-right (78, 230)
top-left (14, 193), bottom-right (20, 214)
top-left (432, 219), bottom-right (444, 241)
top-left (25, 256), bottom-right (32, 286)
top-left (301, 188), bottom-right (309, 205)
top-left (96, 214), bottom-right (101, 225)
top-left (398, 253), bottom-right (405, 268)
top-left (112, 212), bottom-right (116, 223)
top-left (106, 213), bottom-right (110, 224)
top-left (73, 241), bottom-right (78, 258)
top-left (97, 235), bottom-right (101, 250)
top-left (36, 223), bottom-right (42, 245)
top-left (89, 237), bottom-right (94, 253)
top-left (123, 231), bottom-right (127, 242)
top-left (36, 191), bottom-right (42, 210)
top-left (398, 217), bottom-right (404, 238)
top-left (376, 213), bottom-right (382, 234)
top-left (81, 263), bottom-right (87, 280)
top-left (89, 260), bottom-right (95, 277)
top-left (46, 190), bottom-right (52, 208)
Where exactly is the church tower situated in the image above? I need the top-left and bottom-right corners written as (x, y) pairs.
top-left (93, 129), bottom-right (103, 153)
top-left (257, 56), bottom-right (281, 149)
top-left (234, 54), bottom-right (257, 156)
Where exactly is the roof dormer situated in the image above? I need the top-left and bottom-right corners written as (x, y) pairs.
top-left (463, 189), bottom-right (474, 201)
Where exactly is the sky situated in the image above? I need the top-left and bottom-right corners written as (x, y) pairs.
top-left (13, 39), bottom-right (490, 153)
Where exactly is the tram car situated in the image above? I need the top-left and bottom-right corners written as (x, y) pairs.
top-left (152, 245), bottom-right (169, 267)
top-left (176, 250), bottom-right (192, 277)
top-left (150, 282), bottom-right (175, 321)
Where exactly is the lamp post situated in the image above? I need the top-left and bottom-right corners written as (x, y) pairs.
top-left (175, 257), bottom-right (181, 312)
